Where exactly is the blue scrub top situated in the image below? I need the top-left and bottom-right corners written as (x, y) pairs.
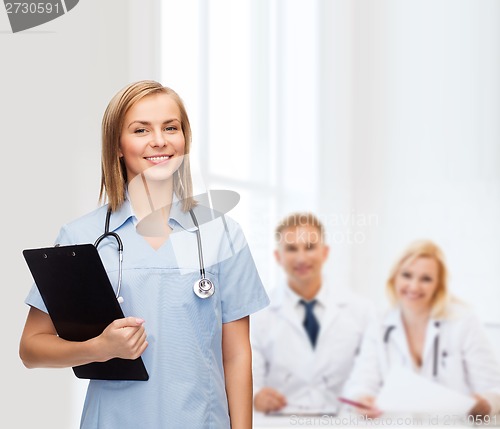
top-left (25, 199), bottom-right (270, 429)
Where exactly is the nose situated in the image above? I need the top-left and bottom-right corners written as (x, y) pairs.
top-left (296, 248), bottom-right (308, 263)
top-left (407, 278), bottom-right (419, 291)
top-left (150, 130), bottom-right (166, 148)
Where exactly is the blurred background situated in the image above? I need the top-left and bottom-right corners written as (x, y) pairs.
top-left (2, 0), bottom-right (499, 427)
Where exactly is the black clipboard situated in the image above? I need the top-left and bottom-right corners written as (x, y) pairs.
top-left (23, 244), bottom-right (149, 381)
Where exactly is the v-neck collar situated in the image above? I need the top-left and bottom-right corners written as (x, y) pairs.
top-left (384, 308), bottom-right (441, 370)
top-left (108, 195), bottom-right (198, 233)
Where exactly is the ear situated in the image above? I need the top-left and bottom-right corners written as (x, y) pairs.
top-left (274, 249), bottom-right (282, 265)
top-left (322, 245), bottom-right (330, 262)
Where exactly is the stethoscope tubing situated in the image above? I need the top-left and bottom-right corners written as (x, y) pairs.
top-left (189, 209), bottom-right (206, 281)
top-left (94, 210), bottom-right (124, 301)
top-left (384, 321), bottom-right (441, 378)
top-left (94, 208), bottom-right (213, 302)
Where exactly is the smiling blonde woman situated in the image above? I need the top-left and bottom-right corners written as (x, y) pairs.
top-left (343, 239), bottom-right (500, 418)
top-left (20, 80), bottom-right (269, 429)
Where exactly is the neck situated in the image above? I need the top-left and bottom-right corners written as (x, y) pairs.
top-left (401, 307), bottom-right (431, 328)
top-left (127, 173), bottom-right (174, 221)
top-left (288, 277), bottom-right (322, 301)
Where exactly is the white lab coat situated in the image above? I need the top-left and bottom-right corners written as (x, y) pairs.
top-left (251, 282), bottom-right (375, 413)
top-left (343, 301), bottom-right (500, 414)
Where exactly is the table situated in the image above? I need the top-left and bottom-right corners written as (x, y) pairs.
top-left (254, 411), bottom-right (499, 428)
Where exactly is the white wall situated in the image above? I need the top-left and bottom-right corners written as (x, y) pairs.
top-left (342, 0), bottom-right (500, 321)
top-left (1, 1), bottom-right (159, 427)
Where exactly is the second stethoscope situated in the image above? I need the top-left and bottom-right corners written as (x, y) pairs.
top-left (384, 321), bottom-right (447, 378)
top-left (94, 208), bottom-right (215, 303)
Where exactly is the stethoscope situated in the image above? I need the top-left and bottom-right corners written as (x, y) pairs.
top-left (94, 208), bottom-right (215, 303)
top-left (384, 321), bottom-right (446, 378)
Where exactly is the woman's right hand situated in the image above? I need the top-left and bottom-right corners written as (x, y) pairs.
top-left (20, 307), bottom-right (148, 369)
top-left (95, 317), bottom-right (148, 362)
top-left (353, 396), bottom-right (382, 418)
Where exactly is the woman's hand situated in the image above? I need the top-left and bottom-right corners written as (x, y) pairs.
top-left (254, 387), bottom-right (287, 413)
top-left (20, 308), bottom-right (148, 369)
top-left (352, 396), bottom-right (382, 418)
top-left (468, 394), bottom-right (491, 419)
top-left (94, 317), bottom-right (148, 362)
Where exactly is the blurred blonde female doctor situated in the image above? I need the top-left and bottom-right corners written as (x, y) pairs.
top-left (343, 240), bottom-right (500, 418)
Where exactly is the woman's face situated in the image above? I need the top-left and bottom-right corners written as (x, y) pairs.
top-left (120, 93), bottom-right (185, 182)
top-left (394, 256), bottom-right (440, 313)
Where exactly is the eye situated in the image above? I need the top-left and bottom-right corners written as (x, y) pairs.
top-left (134, 128), bottom-right (147, 134)
top-left (422, 275), bottom-right (433, 282)
top-left (285, 245), bottom-right (298, 252)
top-left (164, 126), bottom-right (178, 132)
top-left (401, 271), bottom-right (411, 279)
top-left (306, 243), bottom-right (316, 250)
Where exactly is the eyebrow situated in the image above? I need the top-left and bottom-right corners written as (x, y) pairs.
top-left (127, 118), bottom-right (181, 128)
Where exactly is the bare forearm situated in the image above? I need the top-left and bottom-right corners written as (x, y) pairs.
top-left (20, 333), bottom-right (102, 369)
top-left (224, 352), bottom-right (253, 429)
top-left (20, 308), bottom-right (147, 370)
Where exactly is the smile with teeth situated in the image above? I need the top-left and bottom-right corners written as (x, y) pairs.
top-left (145, 155), bottom-right (172, 163)
top-left (403, 292), bottom-right (424, 300)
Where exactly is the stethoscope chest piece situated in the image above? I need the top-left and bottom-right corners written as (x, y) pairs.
top-left (194, 278), bottom-right (215, 299)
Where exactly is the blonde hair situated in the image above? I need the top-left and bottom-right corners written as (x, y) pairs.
top-left (386, 240), bottom-right (450, 318)
top-left (99, 80), bottom-right (195, 212)
top-left (275, 212), bottom-right (325, 243)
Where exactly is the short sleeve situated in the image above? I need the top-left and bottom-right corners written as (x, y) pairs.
top-left (217, 220), bottom-right (269, 323)
top-left (24, 225), bottom-right (74, 313)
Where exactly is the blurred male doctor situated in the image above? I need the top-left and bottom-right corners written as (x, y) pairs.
top-left (251, 212), bottom-right (375, 414)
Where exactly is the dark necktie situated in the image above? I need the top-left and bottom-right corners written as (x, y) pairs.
top-left (300, 299), bottom-right (320, 348)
